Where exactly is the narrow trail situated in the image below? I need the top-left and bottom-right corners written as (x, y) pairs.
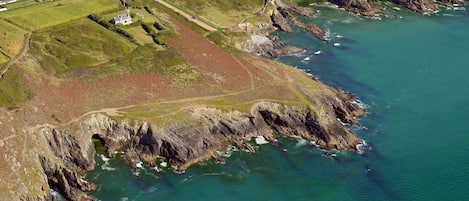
top-left (23, 2), bottom-right (309, 133)
top-left (154, 0), bottom-right (217, 32)
top-left (0, 32), bottom-right (31, 80)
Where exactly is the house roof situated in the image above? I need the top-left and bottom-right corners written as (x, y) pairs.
top-left (113, 13), bottom-right (131, 22)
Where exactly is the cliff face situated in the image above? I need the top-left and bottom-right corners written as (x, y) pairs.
top-left (329, 0), bottom-right (382, 16)
top-left (391, 0), bottom-right (439, 13)
top-left (236, 0), bottom-right (328, 57)
top-left (32, 87), bottom-right (365, 200)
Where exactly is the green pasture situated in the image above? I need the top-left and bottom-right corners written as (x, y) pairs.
top-left (0, 0), bottom-right (122, 30)
top-left (0, 68), bottom-right (32, 108)
top-left (0, 19), bottom-right (27, 56)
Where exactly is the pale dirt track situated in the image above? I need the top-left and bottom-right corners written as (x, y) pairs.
top-left (0, 32), bottom-right (31, 80)
top-left (154, 0), bottom-right (217, 32)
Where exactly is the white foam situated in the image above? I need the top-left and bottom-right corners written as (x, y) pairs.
top-left (152, 166), bottom-right (161, 172)
top-left (341, 18), bottom-right (355, 24)
top-left (50, 189), bottom-right (59, 197)
top-left (351, 99), bottom-right (368, 109)
top-left (136, 160), bottom-right (144, 169)
top-left (134, 171), bottom-right (140, 177)
top-left (217, 151), bottom-right (232, 158)
top-left (100, 154), bottom-right (110, 162)
top-left (356, 140), bottom-right (367, 154)
top-left (310, 141), bottom-right (319, 147)
top-left (296, 138), bottom-right (309, 147)
top-left (160, 161), bottom-right (168, 168)
top-left (255, 136), bottom-right (269, 145)
top-left (101, 162), bottom-right (116, 171)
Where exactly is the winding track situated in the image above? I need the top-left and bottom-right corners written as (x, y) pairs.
top-left (0, 32), bottom-right (31, 80)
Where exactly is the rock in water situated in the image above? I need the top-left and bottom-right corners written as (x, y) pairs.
top-left (255, 136), bottom-right (269, 144)
top-left (329, 0), bottom-right (383, 16)
top-left (390, 0), bottom-right (439, 13)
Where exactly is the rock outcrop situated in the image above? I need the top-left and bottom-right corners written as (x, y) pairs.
top-left (267, 45), bottom-right (305, 57)
top-left (33, 87), bottom-right (365, 200)
top-left (235, 0), bottom-right (329, 57)
top-left (391, 0), bottom-right (439, 13)
top-left (267, 0), bottom-right (327, 40)
top-left (329, 0), bottom-right (382, 16)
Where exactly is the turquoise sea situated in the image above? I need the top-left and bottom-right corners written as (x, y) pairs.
top-left (85, 5), bottom-right (469, 201)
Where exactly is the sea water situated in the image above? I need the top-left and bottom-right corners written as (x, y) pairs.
top-left (86, 6), bottom-right (469, 201)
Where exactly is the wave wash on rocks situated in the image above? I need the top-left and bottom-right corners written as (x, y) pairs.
top-left (35, 90), bottom-right (365, 200)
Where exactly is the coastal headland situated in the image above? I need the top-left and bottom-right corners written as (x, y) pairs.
top-left (0, 0), bottom-right (464, 200)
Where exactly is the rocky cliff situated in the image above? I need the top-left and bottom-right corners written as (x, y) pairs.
top-left (235, 0), bottom-right (329, 57)
top-left (31, 86), bottom-right (365, 200)
top-left (329, 0), bottom-right (382, 16)
top-left (391, 0), bottom-right (439, 13)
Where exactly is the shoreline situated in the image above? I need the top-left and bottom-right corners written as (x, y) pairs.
top-left (2, 0), bottom-right (467, 200)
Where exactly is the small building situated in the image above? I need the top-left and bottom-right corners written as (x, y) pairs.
top-left (0, 0), bottom-right (17, 4)
top-left (0, 7), bottom-right (6, 12)
top-left (112, 13), bottom-right (132, 25)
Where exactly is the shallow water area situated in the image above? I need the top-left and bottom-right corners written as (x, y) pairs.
top-left (86, 6), bottom-right (469, 201)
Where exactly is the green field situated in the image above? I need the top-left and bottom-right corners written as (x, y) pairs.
top-left (3, 0), bottom-right (40, 10)
top-left (30, 19), bottom-right (135, 76)
top-left (0, 54), bottom-right (8, 65)
top-left (170, 0), bottom-right (264, 27)
top-left (0, 68), bottom-right (32, 108)
top-left (0, 19), bottom-right (27, 56)
top-left (30, 18), bottom-right (197, 81)
top-left (0, 0), bottom-right (121, 30)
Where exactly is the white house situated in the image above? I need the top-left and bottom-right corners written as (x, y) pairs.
top-left (0, 0), bottom-right (17, 5)
top-left (112, 13), bottom-right (132, 25)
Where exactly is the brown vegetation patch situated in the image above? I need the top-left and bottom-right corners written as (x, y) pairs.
top-left (168, 18), bottom-right (252, 92)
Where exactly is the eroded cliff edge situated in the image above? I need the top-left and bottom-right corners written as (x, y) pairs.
top-left (33, 86), bottom-right (365, 200)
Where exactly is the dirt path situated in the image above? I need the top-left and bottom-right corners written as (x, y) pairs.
top-left (154, 0), bottom-right (217, 32)
top-left (0, 32), bottom-right (31, 80)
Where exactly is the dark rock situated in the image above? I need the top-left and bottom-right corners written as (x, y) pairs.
top-left (270, 9), bottom-right (292, 32)
top-left (267, 45), bottom-right (305, 57)
top-left (390, 0), bottom-right (439, 13)
top-left (329, 0), bottom-right (383, 16)
top-left (39, 156), bottom-right (96, 201)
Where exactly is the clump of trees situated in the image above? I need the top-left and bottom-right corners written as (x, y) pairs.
top-left (141, 22), bottom-right (172, 46)
top-left (88, 14), bottom-right (137, 43)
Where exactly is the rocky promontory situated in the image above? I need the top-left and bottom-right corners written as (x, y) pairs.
top-left (31, 85), bottom-right (365, 200)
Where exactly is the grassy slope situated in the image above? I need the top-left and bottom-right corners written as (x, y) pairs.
top-left (0, 68), bottom-right (32, 108)
top-left (0, 19), bottom-right (26, 57)
top-left (30, 19), bottom-right (136, 76)
top-left (29, 18), bottom-right (197, 80)
top-left (170, 0), bottom-right (264, 27)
